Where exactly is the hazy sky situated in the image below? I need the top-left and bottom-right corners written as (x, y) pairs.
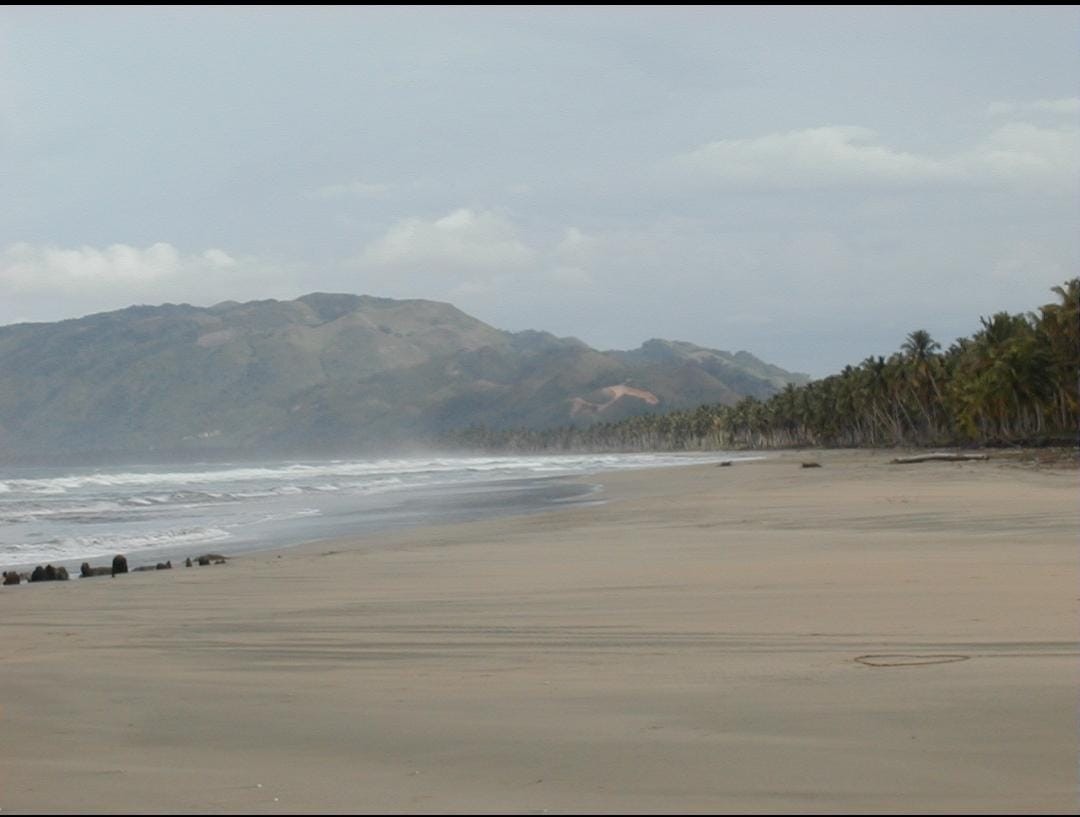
top-left (1, 6), bottom-right (1077, 376)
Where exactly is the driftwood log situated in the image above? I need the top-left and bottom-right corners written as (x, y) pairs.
top-left (890, 453), bottom-right (989, 464)
top-left (132, 561), bottom-right (173, 572)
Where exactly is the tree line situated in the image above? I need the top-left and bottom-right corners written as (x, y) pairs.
top-left (443, 279), bottom-right (1078, 452)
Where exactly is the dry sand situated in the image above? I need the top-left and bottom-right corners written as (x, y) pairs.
top-left (1, 449), bottom-right (1077, 814)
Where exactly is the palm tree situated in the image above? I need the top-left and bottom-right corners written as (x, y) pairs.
top-left (1034, 278), bottom-right (1079, 431)
top-left (899, 329), bottom-right (944, 441)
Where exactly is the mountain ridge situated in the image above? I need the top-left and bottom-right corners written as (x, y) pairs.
top-left (0, 293), bottom-right (809, 462)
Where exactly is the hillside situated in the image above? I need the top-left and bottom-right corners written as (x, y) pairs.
top-left (0, 294), bottom-right (809, 461)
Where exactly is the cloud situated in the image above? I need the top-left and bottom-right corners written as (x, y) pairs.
top-left (0, 242), bottom-right (291, 310)
top-left (549, 226), bottom-right (598, 286)
top-left (357, 208), bottom-right (536, 272)
top-left (667, 121), bottom-right (1079, 192)
top-left (670, 126), bottom-right (954, 190)
top-left (3, 242), bottom-right (189, 293)
top-left (969, 122), bottom-right (1080, 188)
top-left (350, 211), bottom-right (609, 311)
top-left (201, 248), bottom-right (237, 268)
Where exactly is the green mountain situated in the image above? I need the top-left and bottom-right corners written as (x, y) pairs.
top-left (0, 294), bottom-right (808, 461)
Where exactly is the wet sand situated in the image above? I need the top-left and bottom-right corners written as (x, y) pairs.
top-left (1, 449), bottom-right (1077, 813)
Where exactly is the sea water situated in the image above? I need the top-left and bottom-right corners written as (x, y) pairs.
top-left (0, 452), bottom-right (754, 572)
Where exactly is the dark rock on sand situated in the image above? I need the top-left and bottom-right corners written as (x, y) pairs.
top-left (112, 555), bottom-right (128, 575)
top-left (81, 563), bottom-right (113, 578)
top-left (196, 554), bottom-right (228, 566)
top-left (3, 570), bottom-right (21, 585)
top-left (30, 564), bottom-right (68, 582)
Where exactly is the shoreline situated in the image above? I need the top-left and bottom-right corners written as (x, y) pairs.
top-left (1, 448), bottom-right (1077, 813)
top-left (0, 452), bottom-right (758, 576)
top-left (5, 445), bottom-right (1069, 578)
top-left (0, 474), bottom-right (606, 577)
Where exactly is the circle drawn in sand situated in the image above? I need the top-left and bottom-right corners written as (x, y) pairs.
top-left (855, 654), bottom-right (970, 667)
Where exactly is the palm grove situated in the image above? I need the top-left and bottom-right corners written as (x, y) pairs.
top-left (448, 280), bottom-right (1079, 452)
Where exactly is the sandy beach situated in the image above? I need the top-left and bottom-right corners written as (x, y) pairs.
top-left (1, 448), bottom-right (1076, 814)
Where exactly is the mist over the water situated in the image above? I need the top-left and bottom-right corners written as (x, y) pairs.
top-left (0, 452), bottom-right (755, 571)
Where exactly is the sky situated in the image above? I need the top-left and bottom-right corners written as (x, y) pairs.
top-left (1, 6), bottom-right (1077, 377)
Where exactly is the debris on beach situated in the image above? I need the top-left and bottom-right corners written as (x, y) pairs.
top-left (80, 562), bottom-right (113, 578)
top-left (801, 462), bottom-right (822, 468)
top-left (9, 553), bottom-right (218, 588)
top-left (890, 453), bottom-right (989, 464)
top-left (195, 554), bottom-right (228, 566)
top-left (133, 561), bottom-right (173, 572)
top-left (29, 564), bottom-right (69, 582)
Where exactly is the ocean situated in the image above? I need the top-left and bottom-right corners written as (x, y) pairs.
top-left (0, 452), bottom-right (753, 573)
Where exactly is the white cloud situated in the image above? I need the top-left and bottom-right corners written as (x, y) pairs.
top-left (968, 122), bottom-right (1080, 188)
top-left (670, 126), bottom-right (956, 190)
top-left (202, 248), bottom-right (237, 268)
top-left (668, 121), bottom-right (1079, 192)
top-left (1, 242), bottom-right (185, 293)
top-left (358, 208), bottom-right (535, 272)
top-left (0, 242), bottom-right (290, 308)
top-left (350, 212), bottom-right (607, 310)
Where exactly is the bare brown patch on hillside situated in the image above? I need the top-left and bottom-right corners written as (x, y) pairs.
top-left (570, 384), bottom-right (660, 416)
